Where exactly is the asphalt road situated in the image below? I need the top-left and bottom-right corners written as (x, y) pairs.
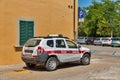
top-left (0, 45), bottom-right (120, 80)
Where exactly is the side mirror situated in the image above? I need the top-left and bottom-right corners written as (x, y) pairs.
top-left (77, 44), bottom-right (81, 48)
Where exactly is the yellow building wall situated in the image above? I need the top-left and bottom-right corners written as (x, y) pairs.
top-left (0, 0), bottom-right (78, 65)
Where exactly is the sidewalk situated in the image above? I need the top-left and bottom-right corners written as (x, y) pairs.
top-left (0, 64), bottom-right (26, 80)
top-left (0, 64), bottom-right (25, 72)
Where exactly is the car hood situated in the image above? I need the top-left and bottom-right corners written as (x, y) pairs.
top-left (80, 46), bottom-right (90, 52)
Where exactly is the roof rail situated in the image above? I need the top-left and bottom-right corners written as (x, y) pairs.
top-left (33, 36), bottom-right (45, 38)
top-left (45, 36), bottom-right (69, 39)
top-left (47, 34), bottom-right (69, 39)
top-left (48, 34), bottom-right (63, 37)
top-left (34, 34), bottom-right (69, 39)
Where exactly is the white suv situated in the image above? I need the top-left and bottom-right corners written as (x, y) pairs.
top-left (102, 37), bottom-right (112, 46)
top-left (22, 35), bottom-right (91, 71)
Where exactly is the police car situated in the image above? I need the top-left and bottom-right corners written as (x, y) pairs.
top-left (22, 35), bottom-right (91, 71)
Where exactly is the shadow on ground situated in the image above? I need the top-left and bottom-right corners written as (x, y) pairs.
top-left (23, 63), bottom-right (85, 72)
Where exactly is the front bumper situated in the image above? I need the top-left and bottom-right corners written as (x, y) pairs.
top-left (111, 43), bottom-right (120, 47)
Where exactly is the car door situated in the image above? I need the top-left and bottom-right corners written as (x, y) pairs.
top-left (54, 39), bottom-right (68, 62)
top-left (65, 40), bottom-right (80, 62)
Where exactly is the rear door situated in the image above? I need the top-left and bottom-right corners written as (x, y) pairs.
top-left (54, 39), bottom-right (68, 62)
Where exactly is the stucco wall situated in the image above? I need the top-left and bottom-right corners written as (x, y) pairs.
top-left (0, 0), bottom-right (78, 65)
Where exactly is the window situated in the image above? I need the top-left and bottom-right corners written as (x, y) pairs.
top-left (66, 40), bottom-right (77, 48)
top-left (47, 40), bottom-right (54, 47)
top-left (56, 40), bottom-right (66, 48)
top-left (19, 20), bottom-right (34, 46)
top-left (25, 39), bottom-right (41, 47)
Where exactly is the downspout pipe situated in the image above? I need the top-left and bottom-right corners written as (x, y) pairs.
top-left (73, 0), bottom-right (78, 42)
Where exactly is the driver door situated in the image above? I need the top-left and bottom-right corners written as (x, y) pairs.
top-left (65, 40), bottom-right (80, 62)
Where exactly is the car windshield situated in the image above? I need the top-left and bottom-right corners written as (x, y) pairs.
top-left (95, 38), bottom-right (100, 40)
top-left (79, 37), bottom-right (84, 39)
top-left (102, 38), bottom-right (109, 40)
top-left (25, 39), bottom-right (41, 47)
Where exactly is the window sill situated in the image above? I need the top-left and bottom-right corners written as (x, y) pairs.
top-left (14, 45), bottom-right (23, 48)
top-left (14, 45), bottom-right (23, 51)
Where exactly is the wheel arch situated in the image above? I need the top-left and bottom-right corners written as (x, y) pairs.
top-left (46, 55), bottom-right (60, 63)
top-left (80, 52), bottom-right (91, 65)
top-left (83, 52), bottom-right (91, 58)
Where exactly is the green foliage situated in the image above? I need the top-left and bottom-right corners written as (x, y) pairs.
top-left (78, 0), bottom-right (120, 37)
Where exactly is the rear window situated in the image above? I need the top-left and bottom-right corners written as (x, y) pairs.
top-left (25, 39), bottom-right (41, 47)
top-left (102, 38), bottom-right (109, 40)
top-left (47, 40), bottom-right (54, 47)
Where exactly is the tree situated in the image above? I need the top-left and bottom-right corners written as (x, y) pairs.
top-left (78, 0), bottom-right (120, 37)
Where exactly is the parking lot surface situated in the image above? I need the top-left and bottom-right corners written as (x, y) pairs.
top-left (0, 45), bottom-right (120, 80)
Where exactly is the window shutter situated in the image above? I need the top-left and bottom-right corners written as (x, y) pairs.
top-left (27, 21), bottom-right (34, 39)
top-left (19, 20), bottom-right (34, 46)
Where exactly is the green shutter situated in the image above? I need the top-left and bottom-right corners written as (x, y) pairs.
top-left (27, 21), bottom-right (34, 39)
top-left (19, 20), bottom-right (34, 46)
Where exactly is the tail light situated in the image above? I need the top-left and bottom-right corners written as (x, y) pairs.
top-left (32, 55), bottom-right (37, 58)
top-left (37, 46), bottom-right (44, 54)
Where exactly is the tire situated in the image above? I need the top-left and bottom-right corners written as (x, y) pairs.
top-left (26, 63), bottom-right (36, 68)
top-left (111, 45), bottom-right (114, 47)
top-left (94, 44), bottom-right (96, 46)
top-left (102, 44), bottom-right (104, 46)
top-left (81, 54), bottom-right (90, 65)
top-left (45, 57), bottom-right (59, 71)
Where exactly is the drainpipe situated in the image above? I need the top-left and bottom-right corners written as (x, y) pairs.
top-left (73, 0), bottom-right (78, 42)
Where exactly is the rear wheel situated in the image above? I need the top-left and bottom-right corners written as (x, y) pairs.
top-left (45, 57), bottom-right (59, 71)
top-left (26, 63), bottom-right (36, 68)
top-left (81, 54), bottom-right (90, 65)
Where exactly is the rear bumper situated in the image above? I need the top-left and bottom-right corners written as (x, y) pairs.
top-left (94, 42), bottom-right (102, 45)
top-left (102, 43), bottom-right (111, 46)
top-left (22, 53), bottom-right (49, 65)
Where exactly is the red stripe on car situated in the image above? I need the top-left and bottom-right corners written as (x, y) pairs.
top-left (79, 50), bottom-right (85, 54)
top-left (45, 50), bottom-right (85, 54)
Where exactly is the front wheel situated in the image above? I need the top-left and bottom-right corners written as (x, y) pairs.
top-left (45, 57), bottom-right (59, 71)
top-left (81, 54), bottom-right (90, 65)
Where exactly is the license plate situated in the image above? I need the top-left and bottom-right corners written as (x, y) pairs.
top-left (25, 54), bottom-right (31, 58)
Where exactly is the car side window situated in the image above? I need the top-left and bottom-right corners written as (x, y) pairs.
top-left (66, 40), bottom-right (77, 48)
top-left (56, 40), bottom-right (66, 48)
top-left (47, 40), bottom-right (54, 47)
